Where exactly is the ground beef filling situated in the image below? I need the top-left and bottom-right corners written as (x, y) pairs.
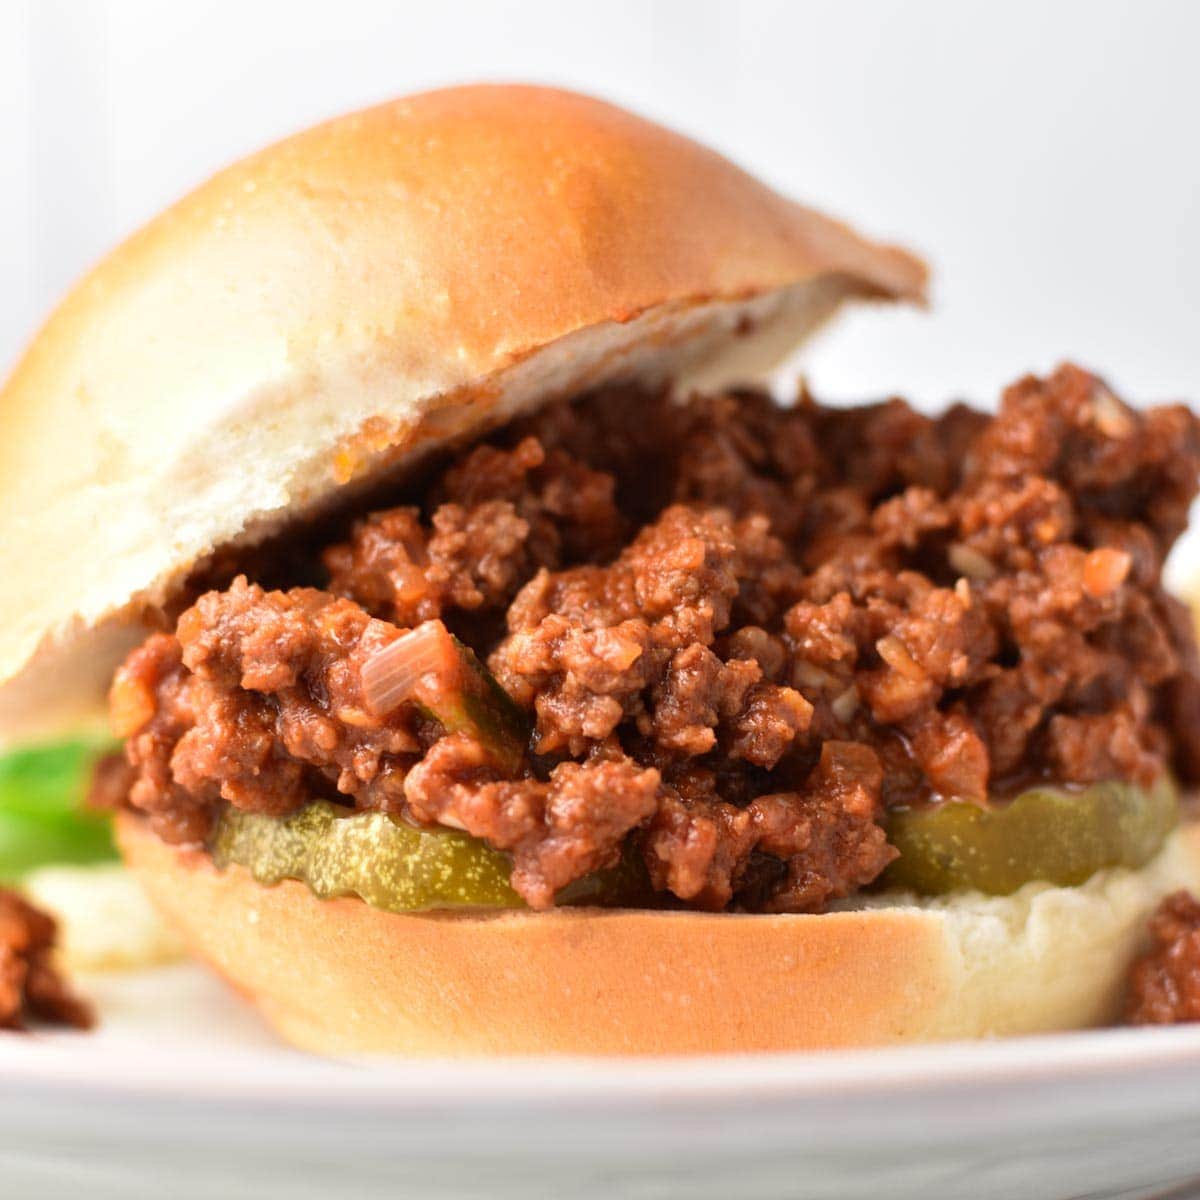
top-left (0, 889), bottom-right (93, 1031)
top-left (1126, 891), bottom-right (1200, 1024)
top-left (110, 365), bottom-right (1200, 912)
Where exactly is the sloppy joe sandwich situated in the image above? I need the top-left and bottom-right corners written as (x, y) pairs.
top-left (3, 84), bottom-right (1199, 1055)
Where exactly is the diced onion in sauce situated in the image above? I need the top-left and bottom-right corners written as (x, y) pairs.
top-left (361, 620), bottom-right (460, 717)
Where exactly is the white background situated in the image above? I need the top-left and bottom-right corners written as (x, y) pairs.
top-left (1, 0), bottom-right (1198, 410)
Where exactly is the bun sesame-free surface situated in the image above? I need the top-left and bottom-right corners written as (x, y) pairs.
top-left (118, 815), bottom-right (1200, 1056)
top-left (0, 84), bottom-right (924, 739)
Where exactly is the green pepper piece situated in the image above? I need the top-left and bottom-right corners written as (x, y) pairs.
top-left (362, 620), bottom-right (529, 775)
top-left (212, 801), bottom-right (652, 913)
top-left (0, 737), bottom-right (119, 882)
top-left (882, 776), bottom-right (1179, 896)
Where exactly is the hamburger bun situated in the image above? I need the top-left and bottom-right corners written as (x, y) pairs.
top-left (9, 84), bottom-right (1183, 1059)
top-left (117, 814), bottom-right (1200, 1056)
top-left (0, 83), bottom-right (924, 740)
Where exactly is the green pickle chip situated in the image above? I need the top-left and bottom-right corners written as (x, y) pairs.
top-left (212, 802), bottom-right (523, 911)
top-left (424, 634), bottom-right (531, 777)
top-left (882, 776), bottom-right (1179, 896)
top-left (212, 801), bottom-right (651, 913)
top-left (216, 777), bottom-right (1179, 910)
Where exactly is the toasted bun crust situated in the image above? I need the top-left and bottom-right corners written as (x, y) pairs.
top-left (0, 84), bottom-right (925, 739)
top-left (116, 814), bottom-right (1200, 1056)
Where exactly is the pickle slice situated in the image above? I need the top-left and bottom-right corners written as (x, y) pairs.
top-left (211, 802), bottom-right (652, 912)
top-left (426, 634), bottom-right (530, 776)
top-left (212, 802), bottom-right (522, 911)
top-left (882, 776), bottom-right (1179, 896)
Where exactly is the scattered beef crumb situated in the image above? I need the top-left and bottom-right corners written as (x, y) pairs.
top-left (86, 752), bottom-right (136, 812)
top-left (1126, 890), bottom-right (1200, 1025)
top-left (0, 889), bottom-right (93, 1031)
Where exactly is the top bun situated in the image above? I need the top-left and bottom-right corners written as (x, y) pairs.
top-left (0, 84), bottom-right (926, 738)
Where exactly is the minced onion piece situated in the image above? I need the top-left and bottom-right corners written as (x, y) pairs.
top-left (361, 620), bottom-right (459, 718)
top-left (947, 542), bottom-right (996, 581)
top-left (875, 634), bottom-right (925, 681)
top-left (360, 619), bottom-right (529, 775)
top-left (830, 684), bottom-right (860, 723)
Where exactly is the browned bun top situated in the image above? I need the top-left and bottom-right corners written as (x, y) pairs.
top-left (0, 83), bottom-right (926, 738)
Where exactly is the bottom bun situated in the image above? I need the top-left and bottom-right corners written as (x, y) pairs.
top-left (116, 814), bottom-right (1200, 1057)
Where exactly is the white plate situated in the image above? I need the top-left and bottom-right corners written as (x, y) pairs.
top-left (1, 964), bottom-right (1199, 1200)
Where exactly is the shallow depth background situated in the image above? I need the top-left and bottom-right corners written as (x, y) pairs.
top-left (1, 0), bottom-right (1197, 410)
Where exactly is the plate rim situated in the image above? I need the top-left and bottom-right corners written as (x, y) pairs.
top-left (4, 1020), bottom-right (1200, 1112)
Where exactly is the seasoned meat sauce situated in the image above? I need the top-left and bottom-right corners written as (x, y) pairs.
top-left (0, 889), bottom-right (92, 1031)
top-left (110, 365), bottom-right (1200, 911)
top-left (1126, 890), bottom-right (1200, 1024)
